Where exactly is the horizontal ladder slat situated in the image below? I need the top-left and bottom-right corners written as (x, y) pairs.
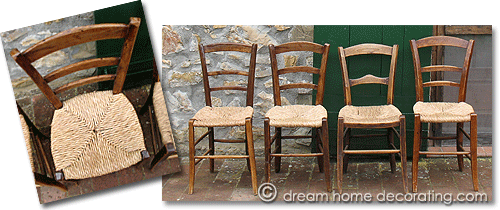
top-left (279, 83), bottom-right (317, 90)
top-left (45, 57), bottom-right (120, 82)
top-left (207, 70), bottom-right (248, 76)
top-left (421, 65), bottom-right (462, 72)
top-left (423, 81), bottom-right (460, 87)
top-left (210, 86), bottom-right (247, 92)
top-left (53, 74), bottom-right (116, 94)
top-left (277, 66), bottom-right (320, 75)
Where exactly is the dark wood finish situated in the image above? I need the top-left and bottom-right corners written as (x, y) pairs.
top-left (410, 35), bottom-right (478, 192)
top-left (189, 43), bottom-right (258, 195)
top-left (17, 103), bottom-right (67, 191)
top-left (337, 43), bottom-right (407, 193)
top-left (53, 75), bottom-right (116, 94)
top-left (10, 17), bottom-right (141, 109)
top-left (265, 41), bottom-right (331, 192)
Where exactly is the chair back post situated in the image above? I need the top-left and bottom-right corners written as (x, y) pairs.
top-left (338, 43), bottom-right (398, 105)
top-left (198, 43), bottom-right (258, 108)
top-left (269, 41), bottom-right (330, 106)
top-left (112, 17), bottom-right (141, 94)
top-left (10, 17), bottom-right (142, 109)
top-left (410, 36), bottom-right (475, 103)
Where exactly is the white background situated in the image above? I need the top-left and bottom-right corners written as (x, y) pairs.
top-left (0, 0), bottom-right (497, 209)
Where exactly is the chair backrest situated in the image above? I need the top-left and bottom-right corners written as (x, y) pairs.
top-left (198, 43), bottom-right (258, 107)
top-left (338, 43), bottom-right (399, 105)
top-left (410, 36), bottom-right (474, 102)
top-left (269, 41), bottom-right (330, 106)
top-left (10, 17), bottom-right (141, 109)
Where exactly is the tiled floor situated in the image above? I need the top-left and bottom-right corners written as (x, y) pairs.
top-left (162, 152), bottom-right (492, 203)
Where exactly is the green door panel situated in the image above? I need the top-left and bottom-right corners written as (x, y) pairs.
top-left (94, 0), bottom-right (154, 90)
top-left (313, 25), bottom-right (433, 157)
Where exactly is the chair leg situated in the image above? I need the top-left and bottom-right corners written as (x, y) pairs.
top-left (470, 114), bottom-right (479, 191)
top-left (188, 119), bottom-right (196, 194)
top-left (245, 118), bottom-right (258, 195)
top-left (456, 122), bottom-right (464, 172)
top-left (208, 127), bottom-right (215, 173)
top-left (387, 127), bottom-right (396, 173)
top-left (343, 128), bottom-right (350, 173)
top-left (316, 128), bottom-right (324, 173)
top-left (322, 118), bottom-right (331, 192)
top-left (400, 115), bottom-right (408, 193)
top-left (337, 117), bottom-right (344, 193)
top-left (275, 127), bottom-right (282, 173)
top-left (264, 118), bottom-right (271, 183)
top-left (412, 114), bottom-right (421, 193)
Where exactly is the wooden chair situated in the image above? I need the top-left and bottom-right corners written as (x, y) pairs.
top-left (189, 43), bottom-right (258, 195)
top-left (17, 103), bottom-right (67, 191)
top-left (265, 41), bottom-right (331, 192)
top-left (140, 62), bottom-right (178, 171)
top-left (337, 43), bottom-right (407, 193)
top-left (10, 17), bottom-right (149, 181)
top-left (410, 36), bottom-right (477, 192)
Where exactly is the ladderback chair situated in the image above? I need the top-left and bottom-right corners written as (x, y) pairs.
top-left (189, 43), bottom-right (258, 195)
top-left (10, 17), bottom-right (149, 181)
top-left (17, 103), bottom-right (67, 191)
top-left (337, 43), bottom-right (407, 193)
top-left (410, 36), bottom-right (477, 192)
top-left (265, 41), bottom-right (331, 192)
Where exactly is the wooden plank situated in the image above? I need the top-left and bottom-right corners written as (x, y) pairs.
top-left (277, 66), bottom-right (320, 75)
top-left (422, 81), bottom-right (460, 88)
top-left (273, 41), bottom-right (325, 54)
top-left (445, 25), bottom-right (492, 35)
top-left (44, 57), bottom-right (120, 82)
top-left (343, 43), bottom-right (393, 56)
top-left (421, 65), bottom-right (462, 72)
top-left (279, 83), bottom-right (317, 90)
top-left (203, 43), bottom-right (253, 53)
top-left (54, 75), bottom-right (116, 94)
top-left (210, 86), bottom-right (247, 92)
top-left (207, 70), bottom-right (248, 76)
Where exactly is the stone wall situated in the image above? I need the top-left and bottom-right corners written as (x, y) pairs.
top-left (1, 12), bottom-right (96, 130)
top-left (161, 25), bottom-right (315, 157)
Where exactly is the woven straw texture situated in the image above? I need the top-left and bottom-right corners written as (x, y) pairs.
top-left (339, 105), bottom-right (402, 125)
top-left (153, 82), bottom-right (175, 146)
top-left (192, 106), bottom-right (253, 127)
top-left (413, 101), bottom-right (474, 123)
top-left (19, 114), bottom-right (35, 172)
top-left (265, 105), bottom-right (327, 127)
top-left (51, 91), bottom-right (146, 180)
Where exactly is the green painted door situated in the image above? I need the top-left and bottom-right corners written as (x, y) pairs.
top-left (94, 0), bottom-right (154, 90)
top-left (313, 25), bottom-right (433, 156)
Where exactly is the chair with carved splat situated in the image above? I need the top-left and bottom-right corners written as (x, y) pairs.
top-left (337, 43), bottom-right (407, 193)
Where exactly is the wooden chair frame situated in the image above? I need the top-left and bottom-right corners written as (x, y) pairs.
top-left (265, 41), bottom-right (331, 192)
top-left (189, 43), bottom-right (258, 195)
top-left (17, 103), bottom-right (67, 192)
top-left (139, 62), bottom-right (177, 171)
top-left (10, 17), bottom-right (150, 181)
top-left (410, 36), bottom-right (477, 192)
top-left (337, 43), bottom-right (407, 193)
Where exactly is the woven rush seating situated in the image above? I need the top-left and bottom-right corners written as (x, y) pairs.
top-left (51, 91), bottom-right (145, 180)
top-left (152, 82), bottom-right (176, 146)
top-left (265, 105), bottom-right (327, 127)
top-left (192, 106), bottom-right (254, 127)
top-left (339, 104), bottom-right (402, 125)
top-left (19, 114), bottom-right (35, 172)
top-left (413, 101), bottom-right (474, 123)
